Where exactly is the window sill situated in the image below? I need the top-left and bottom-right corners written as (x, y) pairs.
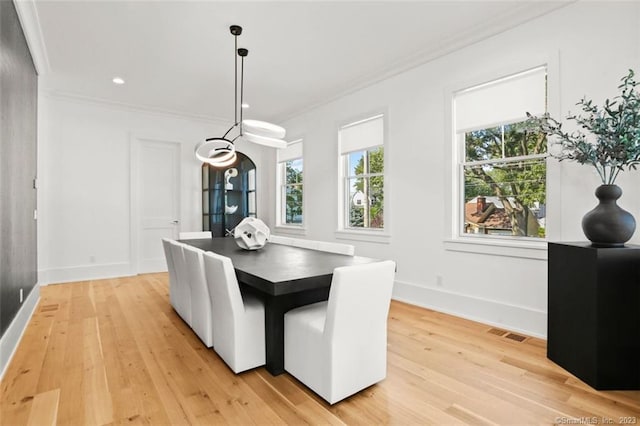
top-left (443, 236), bottom-right (547, 260)
top-left (274, 225), bottom-right (307, 236)
top-left (335, 229), bottom-right (391, 244)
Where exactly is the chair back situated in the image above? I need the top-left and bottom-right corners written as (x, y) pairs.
top-left (290, 238), bottom-right (319, 250)
top-left (202, 251), bottom-right (245, 354)
top-left (274, 237), bottom-right (354, 255)
top-left (179, 231), bottom-right (212, 240)
top-left (182, 245), bottom-right (213, 347)
top-left (162, 237), bottom-right (177, 289)
top-left (169, 241), bottom-right (192, 325)
top-left (316, 241), bottom-right (355, 256)
top-left (268, 235), bottom-right (294, 245)
top-left (324, 260), bottom-right (396, 342)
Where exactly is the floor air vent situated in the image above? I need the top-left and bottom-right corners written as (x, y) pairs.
top-left (487, 328), bottom-right (528, 343)
top-left (505, 333), bottom-right (528, 342)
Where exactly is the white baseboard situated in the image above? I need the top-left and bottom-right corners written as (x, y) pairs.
top-left (0, 284), bottom-right (40, 381)
top-left (39, 262), bottom-right (134, 285)
top-left (138, 259), bottom-right (169, 275)
top-left (392, 279), bottom-right (547, 339)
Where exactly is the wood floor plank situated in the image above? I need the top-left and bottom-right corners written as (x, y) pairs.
top-left (35, 289), bottom-right (71, 395)
top-left (26, 388), bottom-right (59, 426)
top-left (81, 316), bottom-right (114, 425)
top-left (1, 274), bottom-right (638, 425)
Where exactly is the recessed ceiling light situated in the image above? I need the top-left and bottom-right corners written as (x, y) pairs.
top-left (112, 77), bottom-right (125, 85)
top-left (241, 103), bottom-right (250, 109)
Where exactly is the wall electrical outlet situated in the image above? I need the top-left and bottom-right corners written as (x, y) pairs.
top-left (19, 288), bottom-right (23, 303)
top-left (436, 275), bottom-right (443, 287)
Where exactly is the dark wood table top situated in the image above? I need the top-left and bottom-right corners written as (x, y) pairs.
top-left (180, 237), bottom-right (379, 296)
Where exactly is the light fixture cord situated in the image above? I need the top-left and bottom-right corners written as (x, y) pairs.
top-left (234, 33), bottom-right (238, 125)
top-left (240, 54), bottom-right (245, 136)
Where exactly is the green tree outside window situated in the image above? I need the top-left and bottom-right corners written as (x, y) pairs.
top-left (284, 159), bottom-right (303, 224)
top-left (348, 147), bottom-right (384, 228)
top-left (463, 121), bottom-right (547, 237)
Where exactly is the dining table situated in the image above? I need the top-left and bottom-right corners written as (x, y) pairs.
top-left (180, 237), bottom-right (379, 375)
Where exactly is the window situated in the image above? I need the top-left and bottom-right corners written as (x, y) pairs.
top-left (276, 140), bottom-right (303, 226)
top-left (454, 67), bottom-right (547, 239)
top-left (339, 115), bottom-right (385, 230)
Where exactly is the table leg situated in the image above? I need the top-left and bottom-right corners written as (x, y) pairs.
top-left (261, 288), bottom-right (330, 376)
top-left (263, 295), bottom-right (288, 375)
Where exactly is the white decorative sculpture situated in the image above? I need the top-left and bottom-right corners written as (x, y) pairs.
top-left (224, 168), bottom-right (239, 213)
top-left (233, 217), bottom-right (270, 250)
top-left (225, 167), bottom-right (238, 190)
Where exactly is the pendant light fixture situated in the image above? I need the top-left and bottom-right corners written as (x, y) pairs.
top-left (195, 25), bottom-right (287, 168)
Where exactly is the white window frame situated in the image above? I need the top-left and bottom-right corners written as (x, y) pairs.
top-left (444, 57), bottom-right (560, 260)
top-left (275, 139), bottom-right (305, 232)
top-left (336, 113), bottom-right (391, 243)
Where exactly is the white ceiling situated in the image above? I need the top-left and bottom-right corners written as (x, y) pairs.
top-left (24, 1), bottom-right (570, 125)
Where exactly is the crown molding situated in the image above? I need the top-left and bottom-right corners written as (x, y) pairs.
top-left (277, 1), bottom-right (573, 123)
top-left (13, 0), bottom-right (51, 75)
top-left (42, 89), bottom-right (231, 125)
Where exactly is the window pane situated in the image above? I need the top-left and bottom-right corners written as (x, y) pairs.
top-left (347, 176), bottom-right (384, 228)
top-left (285, 185), bottom-right (303, 224)
top-left (285, 159), bottom-right (303, 184)
top-left (347, 148), bottom-right (383, 176)
top-left (465, 121), bottom-right (547, 162)
top-left (368, 175), bottom-right (384, 228)
top-left (348, 177), bottom-right (365, 227)
top-left (367, 146), bottom-right (384, 174)
top-left (348, 151), bottom-right (365, 177)
top-left (463, 158), bottom-right (546, 238)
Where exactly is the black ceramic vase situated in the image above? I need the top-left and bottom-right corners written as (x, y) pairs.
top-left (581, 184), bottom-right (636, 247)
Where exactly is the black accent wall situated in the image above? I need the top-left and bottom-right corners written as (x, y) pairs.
top-left (0, 1), bottom-right (38, 338)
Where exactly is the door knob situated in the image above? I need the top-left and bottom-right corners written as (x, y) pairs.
top-left (171, 220), bottom-right (179, 224)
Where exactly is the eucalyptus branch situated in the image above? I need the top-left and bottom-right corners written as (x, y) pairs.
top-left (527, 69), bottom-right (640, 185)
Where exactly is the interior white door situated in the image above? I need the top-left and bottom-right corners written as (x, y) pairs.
top-left (136, 139), bottom-right (181, 273)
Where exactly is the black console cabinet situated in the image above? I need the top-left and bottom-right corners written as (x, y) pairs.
top-left (547, 242), bottom-right (640, 390)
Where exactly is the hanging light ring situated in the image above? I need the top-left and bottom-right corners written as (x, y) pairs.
top-left (195, 137), bottom-right (236, 164)
top-left (206, 150), bottom-right (237, 168)
top-left (243, 119), bottom-right (286, 139)
top-left (243, 131), bottom-right (287, 149)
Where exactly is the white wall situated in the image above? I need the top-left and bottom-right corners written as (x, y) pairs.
top-left (265, 2), bottom-right (640, 337)
top-left (38, 94), bottom-right (271, 284)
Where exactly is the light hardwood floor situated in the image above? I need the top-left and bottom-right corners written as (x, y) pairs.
top-left (1, 273), bottom-right (638, 425)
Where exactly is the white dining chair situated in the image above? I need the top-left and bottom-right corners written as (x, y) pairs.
top-left (268, 234), bottom-right (295, 246)
top-left (202, 251), bottom-right (265, 373)
top-left (182, 245), bottom-right (214, 348)
top-left (168, 240), bottom-right (192, 326)
top-left (179, 231), bottom-right (213, 240)
top-left (274, 236), bottom-right (354, 256)
top-left (284, 260), bottom-right (396, 404)
top-left (316, 241), bottom-right (355, 256)
top-left (161, 238), bottom-right (179, 312)
top-left (290, 238), bottom-right (319, 251)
